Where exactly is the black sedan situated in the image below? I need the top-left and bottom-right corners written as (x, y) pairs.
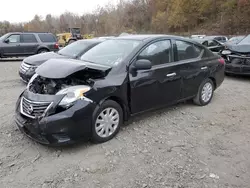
top-left (15, 35), bottom-right (225, 145)
top-left (221, 35), bottom-right (250, 75)
top-left (19, 39), bottom-right (104, 82)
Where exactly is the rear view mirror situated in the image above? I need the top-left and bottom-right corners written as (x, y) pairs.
top-left (4, 38), bottom-right (9, 43)
top-left (134, 59), bottom-right (152, 70)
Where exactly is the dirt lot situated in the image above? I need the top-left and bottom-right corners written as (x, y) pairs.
top-left (0, 59), bottom-right (249, 188)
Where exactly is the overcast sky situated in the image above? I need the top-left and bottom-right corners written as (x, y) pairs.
top-left (0, 0), bottom-right (118, 23)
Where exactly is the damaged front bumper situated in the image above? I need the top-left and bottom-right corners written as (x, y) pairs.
top-left (15, 90), bottom-right (97, 145)
top-left (224, 55), bottom-right (250, 75)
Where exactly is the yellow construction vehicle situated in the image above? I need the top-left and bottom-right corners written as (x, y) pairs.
top-left (57, 27), bottom-right (85, 47)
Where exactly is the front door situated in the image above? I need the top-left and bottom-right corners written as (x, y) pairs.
top-left (2, 34), bottom-right (22, 56)
top-left (129, 39), bottom-right (182, 114)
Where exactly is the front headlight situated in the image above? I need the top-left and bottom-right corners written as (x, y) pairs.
top-left (221, 50), bottom-right (231, 55)
top-left (27, 73), bottom-right (38, 89)
top-left (56, 85), bottom-right (91, 107)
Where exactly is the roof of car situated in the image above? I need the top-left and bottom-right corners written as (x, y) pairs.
top-left (7, 32), bottom-right (53, 35)
top-left (78, 38), bottom-right (106, 43)
top-left (117, 34), bottom-right (186, 41)
top-left (205, 35), bottom-right (226, 39)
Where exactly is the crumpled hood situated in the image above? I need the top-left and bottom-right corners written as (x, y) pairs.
top-left (24, 52), bottom-right (69, 66)
top-left (227, 44), bottom-right (250, 54)
top-left (36, 58), bottom-right (111, 79)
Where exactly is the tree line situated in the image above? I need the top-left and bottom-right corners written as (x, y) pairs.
top-left (1, 0), bottom-right (250, 36)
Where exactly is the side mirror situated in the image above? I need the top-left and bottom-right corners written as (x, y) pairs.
top-left (4, 38), bottom-right (9, 43)
top-left (134, 59), bottom-right (152, 70)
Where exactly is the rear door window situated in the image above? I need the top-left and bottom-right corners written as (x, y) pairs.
top-left (208, 40), bottom-right (218, 47)
top-left (38, 34), bottom-right (56, 42)
top-left (176, 40), bottom-right (203, 61)
top-left (21, 34), bottom-right (37, 43)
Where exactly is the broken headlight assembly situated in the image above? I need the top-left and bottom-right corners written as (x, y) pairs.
top-left (221, 50), bottom-right (231, 55)
top-left (56, 85), bottom-right (91, 108)
top-left (27, 73), bottom-right (39, 89)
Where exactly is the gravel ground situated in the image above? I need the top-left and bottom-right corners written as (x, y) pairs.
top-left (0, 59), bottom-right (249, 188)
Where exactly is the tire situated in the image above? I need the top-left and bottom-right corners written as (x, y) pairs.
top-left (91, 100), bottom-right (123, 143)
top-left (68, 40), bottom-right (76, 45)
top-left (38, 49), bottom-right (49, 54)
top-left (193, 78), bottom-right (214, 106)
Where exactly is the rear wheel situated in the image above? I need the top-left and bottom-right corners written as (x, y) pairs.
top-left (91, 100), bottom-right (123, 143)
top-left (68, 40), bottom-right (76, 45)
top-left (38, 49), bottom-right (49, 54)
top-left (193, 78), bottom-right (214, 106)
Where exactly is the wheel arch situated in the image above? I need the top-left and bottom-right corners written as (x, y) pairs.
top-left (98, 96), bottom-right (129, 121)
top-left (37, 47), bottom-right (50, 53)
top-left (208, 76), bottom-right (217, 89)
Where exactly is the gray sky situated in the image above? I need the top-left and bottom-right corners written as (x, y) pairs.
top-left (0, 0), bottom-right (118, 23)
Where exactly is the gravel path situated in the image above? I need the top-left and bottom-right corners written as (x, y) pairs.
top-left (0, 60), bottom-right (249, 188)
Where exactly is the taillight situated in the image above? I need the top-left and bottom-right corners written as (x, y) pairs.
top-left (218, 58), bottom-right (225, 64)
top-left (54, 43), bottom-right (59, 49)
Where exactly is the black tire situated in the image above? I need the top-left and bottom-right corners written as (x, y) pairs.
top-left (91, 100), bottom-right (123, 143)
top-left (68, 40), bottom-right (76, 45)
top-left (38, 49), bottom-right (49, 54)
top-left (193, 78), bottom-right (214, 106)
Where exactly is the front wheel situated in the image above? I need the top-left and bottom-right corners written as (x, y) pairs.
top-left (193, 78), bottom-right (214, 106)
top-left (91, 100), bottom-right (123, 143)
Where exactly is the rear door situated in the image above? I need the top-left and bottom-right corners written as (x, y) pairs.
top-left (129, 39), bottom-right (182, 114)
top-left (1, 34), bottom-right (23, 56)
top-left (173, 40), bottom-right (210, 99)
top-left (20, 34), bottom-right (39, 55)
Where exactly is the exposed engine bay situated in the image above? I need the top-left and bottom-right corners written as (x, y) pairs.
top-left (222, 52), bottom-right (250, 65)
top-left (29, 69), bottom-right (105, 95)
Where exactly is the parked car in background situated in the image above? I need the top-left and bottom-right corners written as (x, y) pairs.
top-left (193, 38), bottom-right (225, 53)
top-left (19, 39), bottom-right (105, 82)
top-left (15, 35), bottom-right (225, 145)
top-left (190, 35), bottom-right (206, 39)
top-left (0, 32), bottom-right (59, 58)
top-left (204, 36), bottom-right (228, 43)
top-left (97, 36), bottom-right (116, 39)
top-left (221, 34), bottom-right (250, 75)
top-left (225, 36), bottom-right (245, 46)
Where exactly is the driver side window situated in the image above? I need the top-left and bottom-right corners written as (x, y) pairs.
top-left (139, 40), bottom-right (172, 66)
top-left (7, 34), bottom-right (20, 43)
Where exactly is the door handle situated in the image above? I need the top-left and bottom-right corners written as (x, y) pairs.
top-left (166, 72), bottom-right (176, 77)
top-left (201, 66), bottom-right (208, 70)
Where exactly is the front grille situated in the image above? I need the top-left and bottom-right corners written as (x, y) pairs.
top-left (20, 97), bottom-right (52, 119)
top-left (20, 62), bottom-right (36, 73)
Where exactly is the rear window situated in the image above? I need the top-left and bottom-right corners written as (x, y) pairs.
top-left (38, 33), bottom-right (56, 42)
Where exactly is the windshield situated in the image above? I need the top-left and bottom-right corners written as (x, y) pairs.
top-left (71, 28), bottom-right (80, 34)
top-left (0, 33), bottom-right (9, 41)
top-left (58, 40), bottom-right (95, 57)
top-left (80, 39), bottom-right (141, 66)
top-left (237, 35), bottom-right (250, 45)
